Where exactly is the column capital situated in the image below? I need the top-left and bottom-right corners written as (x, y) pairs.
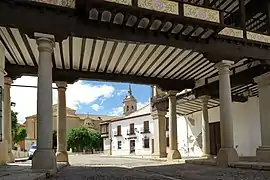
top-left (34, 33), bottom-right (55, 53)
top-left (56, 81), bottom-right (67, 89)
top-left (215, 60), bottom-right (234, 74)
top-left (167, 90), bottom-right (178, 96)
top-left (4, 77), bottom-right (13, 86)
top-left (199, 95), bottom-right (211, 104)
top-left (254, 72), bottom-right (270, 88)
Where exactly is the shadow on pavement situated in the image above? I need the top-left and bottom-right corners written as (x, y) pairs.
top-left (50, 163), bottom-right (270, 180)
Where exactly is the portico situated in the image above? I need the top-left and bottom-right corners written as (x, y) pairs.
top-left (0, 0), bottom-right (270, 171)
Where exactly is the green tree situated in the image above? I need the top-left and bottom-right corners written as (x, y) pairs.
top-left (14, 127), bottom-right (27, 144)
top-left (11, 110), bottom-right (19, 140)
top-left (67, 127), bottom-right (101, 152)
top-left (11, 110), bottom-right (27, 147)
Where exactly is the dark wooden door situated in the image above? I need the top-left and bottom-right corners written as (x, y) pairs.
top-left (151, 139), bottom-right (154, 153)
top-left (209, 122), bottom-right (221, 155)
top-left (130, 140), bottom-right (135, 153)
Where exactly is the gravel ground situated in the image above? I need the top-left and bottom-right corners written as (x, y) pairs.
top-left (49, 154), bottom-right (270, 180)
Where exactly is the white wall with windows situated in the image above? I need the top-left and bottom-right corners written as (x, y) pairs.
top-left (103, 96), bottom-right (261, 157)
top-left (110, 113), bottom-right (153, 156)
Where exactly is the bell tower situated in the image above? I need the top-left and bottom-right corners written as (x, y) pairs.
top-left (123, 85), bottom-right (137, 116)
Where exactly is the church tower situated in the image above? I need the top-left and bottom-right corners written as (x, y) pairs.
top-left (123, 85), bottom-right (137, 116)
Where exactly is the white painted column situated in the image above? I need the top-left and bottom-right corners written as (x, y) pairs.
top-left (254, 72), bottom-right (270, 162)
top-left (215, 60), bottom-right (238, 167)
top-left (0, 42), bottom-right (8, 165)
top-left (32, 33), bottom-right (56, 170)
top-left (4, 77), bottom-right (14, 162)
top-left (151, 108), bottom-right (167, 158)
top-left (167, 91), bottom-right (181, 160)
top-left (55, 81), bottom-right (69, 163)
top-left (200, 95), bottom-right (211, 157)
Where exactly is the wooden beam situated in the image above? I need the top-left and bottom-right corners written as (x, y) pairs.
top-left (5, 64), bottom-right (194, 91)
top-left (0, 1), bottom-right (270, 60)
top-left (238, 0), bottom-right (246, 38)
top-left (194, 64), bottom-right (270, 98)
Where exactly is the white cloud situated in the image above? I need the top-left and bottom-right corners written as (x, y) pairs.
top-left (11, 76), bottom-right (115, 123)
top-left (137, 101), bottom-right (149, 109)
top-left (109, 100), bottom-right (150, 116)
top-left (110, 106), bottom-right (123, 116)
top-left (91, 104), bottom-right (102, 111)
top-left (116, 89), bottom-right (127, 96)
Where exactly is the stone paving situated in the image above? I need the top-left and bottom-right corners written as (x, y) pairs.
top-left (0, 161), bottom-right (66, 180)
top-left (50, 154), bottom-right (270, 180)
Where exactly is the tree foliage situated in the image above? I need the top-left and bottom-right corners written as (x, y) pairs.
top-left (11, 110), bottom-right (27, 145)
top-left (67, 127), bottom-right (101, 152)
top-left (14, 127), bottom-right (27, 144)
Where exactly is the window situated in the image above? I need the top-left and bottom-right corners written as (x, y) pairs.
top-left (126, 106), bottom-right (129, 112)
top-left (130, 123), bottom-right (135, 134)
top-left (118, 141), bottom-right (122, 149)
top-left (143, 138), bottom-right (150, 148)
top-left (131, 106), bottom-right (134, 110)
top-left (143, 121), bottom-right (149, 132)
top-left (165, 117), bottom-right (169, 131)
top-left (101, 124), bottom-right (108, 134)
top-left (166, 137), bottom-right (169, 147)
top-left (117, 125), bottom-right (121, 136)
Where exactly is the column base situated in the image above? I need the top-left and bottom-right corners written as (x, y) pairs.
top-left (167, 149), bottom-right (181, 161)
top-left (256, 146), bottom-right (270, 162)
top-left (56, 151), bottom-right (69, 163)
top-left (0, 141), bottom-right (8, 165)
top-left (216, 147), bottom-right (239, 167)
top-left (152, 152), bottom-right (167, 158)
top-left (32, 149), bottom-right (56, 170)
top-left (7, 151), bottom-right (15, 163)
top-left (201, 154), bottom-right (213, 159)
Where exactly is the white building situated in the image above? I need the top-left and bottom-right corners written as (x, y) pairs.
top-left (101, 86), bottom-right (261, 158)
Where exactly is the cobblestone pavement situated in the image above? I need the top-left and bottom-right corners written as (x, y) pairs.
top-left (49, 154), bottom-right (270, 180)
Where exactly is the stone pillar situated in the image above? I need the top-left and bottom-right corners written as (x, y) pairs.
top-left (254, 72), bottom-right (270, 162)
top-left (0, 42), bottom-right (8, 165)
top-left (167, 91), bottom-right (181, 160)
top-left (215, 60), bottom-right (238, 167)
top-left (55, 81), bottom-right (69, 163)
top-left (151, 103), bottom-right (167, 158)
top-left (4, 77), bottom-right (14, 162)
top-left (200, 95), bottom-right (211, 157)
top-left (32, 33), bottom-right (56, 170)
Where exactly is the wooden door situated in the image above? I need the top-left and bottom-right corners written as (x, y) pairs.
top-left (209, 122), bottom-right (221, 155)
top-left (151, 139), bottom-right (154, 153)
top-left (130, 140), bottom-right (135, 153)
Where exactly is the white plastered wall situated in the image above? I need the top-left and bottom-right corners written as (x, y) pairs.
top-left (110, 114), bottom-right (153, 156)
top-left (176, 96), bottom-right (261, 157)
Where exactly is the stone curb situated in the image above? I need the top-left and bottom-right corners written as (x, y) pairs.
top-left (14, 157), bottom-right (29, 162)
top-left (100, 155), bottom-right (187, 163)
top-left (34, 163), bottom-right (69, 180)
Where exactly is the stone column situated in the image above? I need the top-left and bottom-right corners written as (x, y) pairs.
top-left (167, 91), bottom-right (181, 160)
top-left (55, 81), bottom-right (69, 163)
top-left (4, 77), bottom-right (14, 162)
top-left (151, 103), bottom-right (167, 158)
top-left (215, 60), bottom-right (238, 167)
top-left (254, 72), bottom-right (270, 162)
top-left (32, 33), bottom-right (56, 170)
top-left (200, 95), bottom-right (211, 157)
top-left (0, 42), bottom-right (8, 165)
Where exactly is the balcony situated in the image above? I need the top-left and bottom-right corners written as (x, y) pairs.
top-left (127, 130), bottom-right (136, 136)
top-left (140, 129), bottom-right (151, 134)
top-left (114, 132), bottom-right (122, 137)
top-left (101, 132), bottom-right (109, 138)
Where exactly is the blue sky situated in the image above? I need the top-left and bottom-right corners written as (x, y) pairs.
top-left (76, 81), bottom-right (152, 116)
top-left (11, 76), bottom-right (152, 122)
